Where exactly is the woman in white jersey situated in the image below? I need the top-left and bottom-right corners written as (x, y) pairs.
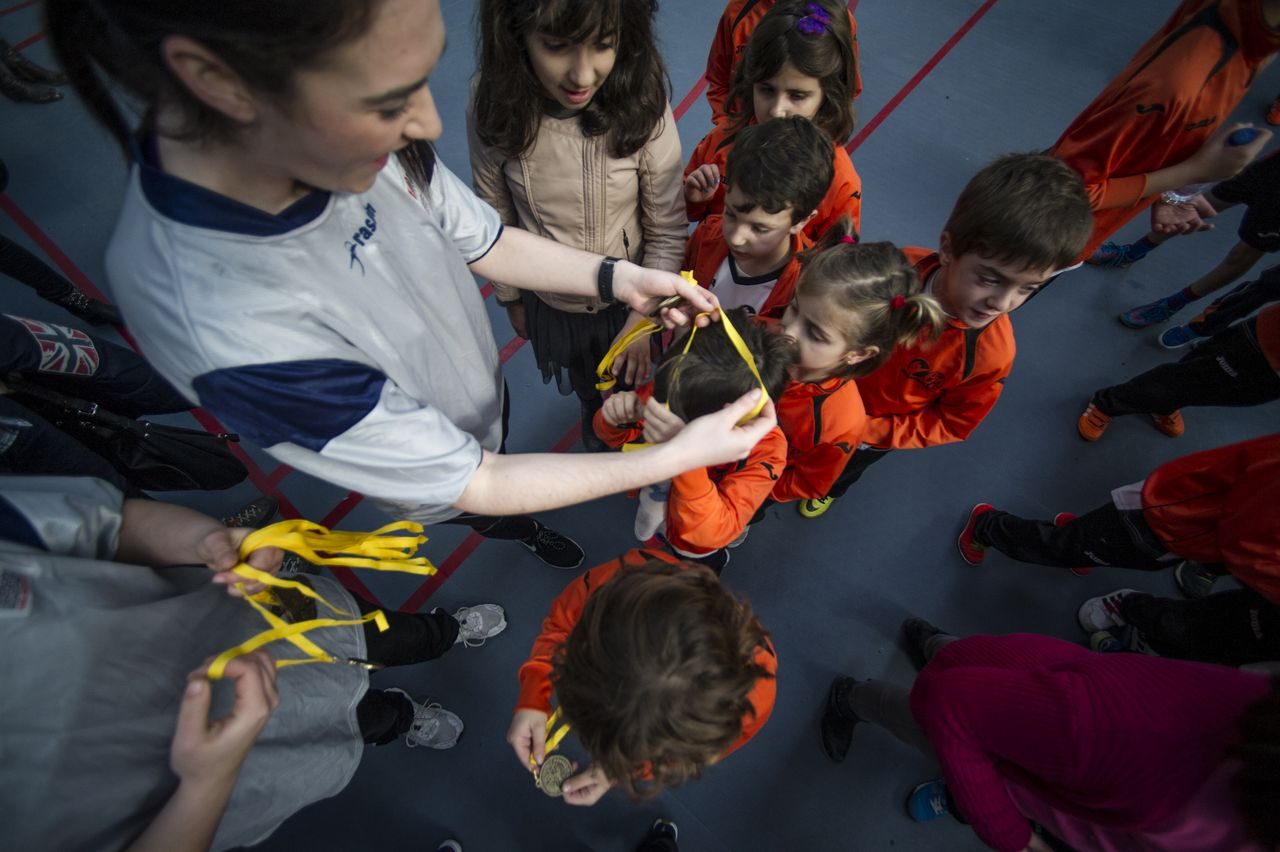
top-left (45, 0), bottom-right (775, 570)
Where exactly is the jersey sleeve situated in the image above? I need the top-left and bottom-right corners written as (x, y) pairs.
top-left (683, 131), bottom-right (724, 223)
top-left (667, 428), bottom-right (786, 552)
top-left (193, 359), bottom-right (482, 515)
top-left (465, 105), bottom-right (522, 303)
top-left (427, 155), bottom-right (505, 264)
top-left (0, 476), bottom-right (124, 559)
top-left (637, 105), bottom-right (689, 274)
top-left (721, 643), bottom-right (777, 759)
top-left (772, 440), bottom-right (856, 502)
top-left (704, 4), bottom-right (739, 123)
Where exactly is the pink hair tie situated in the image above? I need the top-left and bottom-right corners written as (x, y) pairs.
top-left (891, 295), bottom-right (906, 311)
top-left (839, 235), bottom-right (857, 245)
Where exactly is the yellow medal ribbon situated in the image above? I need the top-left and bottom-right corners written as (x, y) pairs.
top-left (206, 519), bottom-right (437, 680)
top-left (594, 271), bottom-right (770, 451)
top-left (531, 707), bottom-right (573, 777)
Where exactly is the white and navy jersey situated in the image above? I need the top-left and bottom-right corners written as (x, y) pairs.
top-left (709, 255), bottom-right (783, 316)
top-left (106, 144), bottom-right (504, 523)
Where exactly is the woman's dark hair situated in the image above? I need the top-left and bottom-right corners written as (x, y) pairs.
top-left (552, 559), bottom-right (772, 800)
top-left (1229, 679), bottom-right (1280, 846)
top-left (725, 0), bottom-right (858, 142)
top-left (45, 0), bottom-right (383, 157)
top-left (473, 0), bottom-right (671, 159)
top-left (654, 306), bottom-right (795, 421)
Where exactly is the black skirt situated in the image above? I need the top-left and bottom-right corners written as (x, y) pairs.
top-left (522, 290), bottom-right (633, 401)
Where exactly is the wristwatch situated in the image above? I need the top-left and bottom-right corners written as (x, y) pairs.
top-left (597, 256), bottom-right (621, 304)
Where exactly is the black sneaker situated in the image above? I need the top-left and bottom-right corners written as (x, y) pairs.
top-left (902, 617), bottom-right (947, 672)
top-left (520, 523), bottom-right (585, 570)
top-left (1174, 561), bottom-right (1220, 600)
top-left (644, 819), bottom-right (679, 845)
top-left (820, 676), bottom-right (861, 763)
top-left (221, 495), bottom-right (279, 529)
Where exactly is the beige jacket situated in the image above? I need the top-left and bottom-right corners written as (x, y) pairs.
top-left (467, 101), bottom-right (687, 313)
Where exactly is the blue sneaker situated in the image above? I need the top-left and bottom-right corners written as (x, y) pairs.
top-left (1159, 325), bottom-right (1201, 349)
top-left (906, 779), bottom-right (952, 822)
top-left (1087, 240), bottom-right (1143, 269)
top-left (1119, 297), bottom-right (1178, 328)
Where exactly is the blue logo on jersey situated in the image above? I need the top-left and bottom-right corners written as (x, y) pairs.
top-left (344, 204), bottom-right (378, 275)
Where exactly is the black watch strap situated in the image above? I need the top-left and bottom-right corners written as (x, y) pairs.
top-left (597, 256), bottom-right (621, 303)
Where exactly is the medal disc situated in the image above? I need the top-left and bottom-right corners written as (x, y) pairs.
top-left (537, 754), bottom-right (573, 797)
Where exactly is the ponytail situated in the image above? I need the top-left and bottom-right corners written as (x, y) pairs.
top-left (795, 228), bottom-right (944, 378)
top-left (45, 0), bottom-right (134, 155)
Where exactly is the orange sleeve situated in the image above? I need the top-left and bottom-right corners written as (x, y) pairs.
top-left (772, 440), bottom-right (857, 502)
top-left (683, 130), bottom-right (728, 223)
top-left (591, 385), bottom-right (653, 448)
top-left (515, 569), bottom-right (596, 712)
top-left (860, 369), bottom-right (1007, 449)
top-left (666, 427), bottom-right (787, 552)
top-left (1218, 477), bottom-right (1280, 604)
top-left (721, 644), bottom-right (778, 759)
top-left (704, 2), bottom-right (740, 122)
top-left (810, 146), bottom-right (863, 237)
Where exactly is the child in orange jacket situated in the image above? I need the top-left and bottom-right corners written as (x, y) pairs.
top-left (684, 0), bottom-right (861, 239)
top-left (1048, 0), bottom-right (1277, 263)
top-left (507, 548), bottom-right (777, 806)
top-left (704, 0), bottom-right (861, 125)
top-left (797, 154), bottom-right (1094, 519)
top-left (594, 307), bottom-right (794, 572)
top-left (684, 116), bottom-right (830, 321)
top-left (769, 229), bottom-right (946, 505)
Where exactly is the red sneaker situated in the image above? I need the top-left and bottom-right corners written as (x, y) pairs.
top-left (1150, 410), bottom-right (1184, 438)
top-left (1077, 403), bottom-right (1112, 442)
top-left (1053, 512), bottom-right (1091, 576)
top-left (1268, 96), bottom-right (1280, 127)
top-left (958, 504), bottom-right (995, 566)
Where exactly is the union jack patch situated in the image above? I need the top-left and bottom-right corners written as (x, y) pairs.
top-left (8, 315), bottom-right (100, 376)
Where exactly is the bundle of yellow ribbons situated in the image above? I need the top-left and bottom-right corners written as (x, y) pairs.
top-left (207, 519), bottom-right (437, 680)
top-left (593, 271), bottom-right (770, 450)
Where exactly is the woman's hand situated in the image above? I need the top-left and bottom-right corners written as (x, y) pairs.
top-left (666, 390), bottom-right (776, 468)
top-left (561, 763), bottom-right (613, 807)
top-left (204, 528), bottom-right (283, 598)
top-left (507, 708), bottom-right (549, 772)
top-left (171, 652), bottom-right (278, 789)
top-left (610, 261), bottom-right (719, 326)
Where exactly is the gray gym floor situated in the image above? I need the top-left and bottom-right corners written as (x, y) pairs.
top-left (3, 0), bottom-right (1278, 849)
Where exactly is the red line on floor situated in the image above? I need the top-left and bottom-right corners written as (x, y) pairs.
top-left (0, 0), bottom-right (39, 17)
top-left (400, 531), bottom-right (485, 612)
top-left (480, 281), bottom-right (494, 300)
top-left (845, 0), bottom-right (998, 155)
top-left (497, 334), bottom-right (526, 364)
top-left (14, 30), bottom-right (43, 50)
top-left (267, 464), bottom-right (293, 488)
top-left (319, 491), bottom-right (365, 529)
top-left (673, 76), bottom-right (708, 122)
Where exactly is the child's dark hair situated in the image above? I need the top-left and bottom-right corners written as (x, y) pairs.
top-left (798, 224), bottom-right (946, 378)
top-left (552, 559), bottom-right (772, 800)
top-left (1228, 678), bottom-right (1280, 846)
top-left (945, 152), bottom-right (1093, 272)
top-left (725, 116), bottom-right (834, 225)
top-left (45, 0), bottom-right (380, 157)
top-left (725, 0), bottom-right (858, 141)
top-left (474, 0), bottom-right (670, 159)
top-left (653, 307), bottom-right (795, 421)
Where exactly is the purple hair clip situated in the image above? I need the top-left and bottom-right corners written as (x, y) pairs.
top-left (795, 3), bottom-right (831, 36)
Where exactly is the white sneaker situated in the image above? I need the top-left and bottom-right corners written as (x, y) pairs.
top-left (634, 481), bottom-right (669, 541)
top-left (1077, 589), bottom-right (1138, 632)
top-left (727, 526), bottom-right (750, 548)
top-left (384, 688), bottom-right (464, 749)
top-left (452, 603), bottom-right (507, 648)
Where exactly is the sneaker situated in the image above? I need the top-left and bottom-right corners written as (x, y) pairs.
top-left (727, 526), bottom-right (750, 548)
top-left (902, 617), bottom-right (947, 671)
top-left (798, 496), bottom-right (835, 518)
top-left (1174, 560), bottom-right (1220, 599)
top-left (1077, 588), bottom-right (1139, 632)
top-left (384, 688), bottom-right (464, 749)
top-left (1150, 410), bottom-right (1185, 437)
top-left (906, 779), bottom-right (952, 822)
top-left (1053, 512), bottom-right (1091, 577)
top-left (820, 676), bottom-right (861, 763)
top-left (1086, 240), bottom-right (1142, 269)
top-left (1268, 97), bottom-right (1280, 126)
top-left (277, 553), bottom-right (320, 578)
top-left (957, 503), bottom-right (994, 566)
top-left (452, 603), bottom-right (507, 647)
top-left (436, 841), bottom-right (462, 852)
top-left (1089, 629), bottom-right (1125, 652)
top-left (1118, 297), bottom-right (1178, 329)
top-left (520, 523), bottom-right (585, 570)
top-left (1077, 402), bottom-right (1112, 442)
top-left (645, 819), bottom-right (679, 845)
top-left (1159, 325), bottom-right (1201, 349)
top-left (220, 495), bottom-right (279, 529)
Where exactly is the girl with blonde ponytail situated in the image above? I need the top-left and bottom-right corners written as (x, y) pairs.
top-left (769, 224), bottom-right (943, 506)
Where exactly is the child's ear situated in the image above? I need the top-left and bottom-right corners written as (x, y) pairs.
top-left (790, 209), bottom-right (819, 235)
top-left (844, 344), bottom-right (880, 366)
top-left (938, 230), bottom-right (954, 265)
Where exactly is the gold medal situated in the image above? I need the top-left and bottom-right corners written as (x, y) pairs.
top-left (535, 754), bottom-right (573, 797)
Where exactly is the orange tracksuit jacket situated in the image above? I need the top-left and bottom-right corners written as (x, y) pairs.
top-left (593, 385), bottom-right (789, 553)
top-left (1141, 432), bottom-right (1280, 603)
top-left (684, 214), bottom-right (811, 320)
top-left (1048, 0), bottom-right (1280, 260)
top-left (515, 547), bottom-right (778, 758)
top-left (771, 375), bottom-right (866, 502)
top-left (683, 122), bottom-right (862, 239)
top-left (704, 0), bottom-right (862, 125)
top-left (854, 247), bottom-right (1015, 450)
